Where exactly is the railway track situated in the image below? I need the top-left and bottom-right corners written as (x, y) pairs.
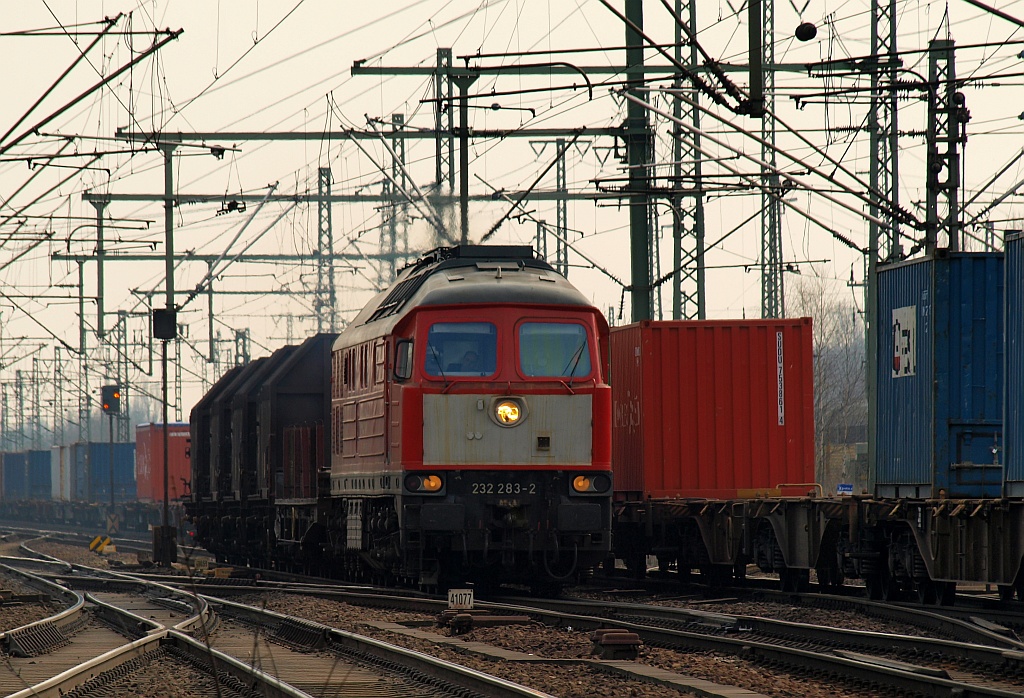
top-left (1, 542), bottom-right (556, 698)
top-left (504, 593), bottom-right (1024, 694)
top-left (133, 579), bottom-right (1024, 698)
top-left (14, 526), bottom-right (1024, 697)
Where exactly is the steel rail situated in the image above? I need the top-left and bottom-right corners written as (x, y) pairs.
top-left (727, 586), bottom-right (1024, 649)
top-left (207, 594), bottom-right (555, 698)
top-left (0, 561), bottom-right (86, 656)
top-left (479, 598), bottom-right (1024, 698)
top-left (185, 585), bottom-right (1024, 698)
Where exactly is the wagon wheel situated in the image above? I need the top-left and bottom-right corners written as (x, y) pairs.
top-left (880, 575), bottom-right (900, 602)
top-left (865, 572), bottom-right (887, 600)
top-left (780, 568), bottom-right (809, 593)
top-left (530, 581), bottom-right (562, 598)
top-left (815, 556), bottom-right (844, 593)
top-left (625, 552), bottom-right (648, 580)
top-left (700, 563), bottom-right (730, 589)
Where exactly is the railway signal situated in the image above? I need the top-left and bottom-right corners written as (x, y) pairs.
top-left (101, 384), bottom-right (121, 414)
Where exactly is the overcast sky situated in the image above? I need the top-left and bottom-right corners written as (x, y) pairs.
top-left (1, 0), bottom-right (1022, 425)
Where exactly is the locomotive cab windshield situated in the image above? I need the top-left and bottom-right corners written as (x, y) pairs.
top-left (518, 321), bottom-right (592, 378)
top-left (422, 318), bottom-right (595, 381)
top-left (425, 321), bottom-right (497, 376)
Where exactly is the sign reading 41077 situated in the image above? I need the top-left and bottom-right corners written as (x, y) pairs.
top-left (891, 305), bottom-right (916, 378)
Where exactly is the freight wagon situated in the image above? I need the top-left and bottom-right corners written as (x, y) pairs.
top-left (611, 250), bottom-right (1024, 604)
top-left (609, 319), bottom-right (819, 588)
top-left (190, 333), bottom-right (335, 567)
top-left (0, 441), bottom-right (177, 535)
top-left (136, 423), bottom-right (191, 502)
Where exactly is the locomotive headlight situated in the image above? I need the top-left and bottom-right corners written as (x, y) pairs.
top-left (495, 400), bottom-right (521, 424)
top-left (488, 396), bottom-right (528, 427)
top-left (405, 474), bottom-right (444, 493)
top-left (573, 474), bottom-right (611, 494)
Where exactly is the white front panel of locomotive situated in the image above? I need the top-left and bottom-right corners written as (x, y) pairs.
top-left (422, 394), bottom-right (592, 465)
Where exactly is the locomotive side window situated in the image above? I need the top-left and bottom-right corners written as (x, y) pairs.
top-left (518, 322), bottom-right (592, 378)
top-left (394, 339), bottom-right (413, 380)
top-left (425, 322), bottom-right (497, 377)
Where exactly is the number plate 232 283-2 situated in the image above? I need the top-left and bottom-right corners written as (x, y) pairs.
top-left (469, 481), bottom-right (537, 495)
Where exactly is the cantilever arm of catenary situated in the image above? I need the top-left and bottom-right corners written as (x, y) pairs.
top-left (180, 183), bottom-right (280, 309)
top-left (635, 91), bottom-right (889, 237)
top-left (474, 173), bottom-right (628, 289)
top-left (656, 86), bottom-right (911, 230)
top-left (626, 92), bottom-right (867, 253)
top-left (600, 0), bottom-right (915, 229)
top-left (361, 119), bottom-right (457, 245)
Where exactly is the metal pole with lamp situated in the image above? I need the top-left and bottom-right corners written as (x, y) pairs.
top-left (153, 141), bottom-right (179, 566)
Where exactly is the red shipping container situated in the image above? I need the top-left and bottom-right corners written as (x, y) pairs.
top-left (136, 423), bottom-right (192, 502)
top-left (610, 319), bottom-right (815, 499)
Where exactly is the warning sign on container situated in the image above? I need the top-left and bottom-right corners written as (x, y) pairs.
top-left (892, 306), bottom-right (916, 378)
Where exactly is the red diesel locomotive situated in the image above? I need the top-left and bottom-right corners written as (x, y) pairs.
top-left (188, 245), bottom-right (613, 592)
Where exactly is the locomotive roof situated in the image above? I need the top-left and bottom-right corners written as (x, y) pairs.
top-left (348, 245), bottom-right (593, 333)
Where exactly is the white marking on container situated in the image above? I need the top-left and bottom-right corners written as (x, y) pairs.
top-left (776, 331), bottom-right (785, 426)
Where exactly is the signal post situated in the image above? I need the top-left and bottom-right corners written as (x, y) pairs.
top-left (100, 384), bottom-right (121, 535)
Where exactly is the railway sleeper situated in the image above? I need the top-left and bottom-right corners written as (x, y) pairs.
top-left (4, 621), bottom-right (70, 658)
top-left (272, 617), bottom-right (329, 650)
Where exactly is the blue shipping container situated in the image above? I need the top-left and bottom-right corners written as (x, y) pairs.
top-left (1004, 234), bottom-right (1024, 495)
top-left (2, 452), bottom-right (28, 501)
top-left (27, 450), bottom-right (50, 499)
top-left (876, 252), bottom-right (1004, 498)
top-left (70, 442), bottom-right (136, 503)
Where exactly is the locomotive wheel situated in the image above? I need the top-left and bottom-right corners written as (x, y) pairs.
top-left (937, 581), bottom-right (956, 606)
top-left (915, 579), bottom-right (937, 605)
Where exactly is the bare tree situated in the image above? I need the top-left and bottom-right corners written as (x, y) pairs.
top-left (788, 274), bottom-right (867, 493)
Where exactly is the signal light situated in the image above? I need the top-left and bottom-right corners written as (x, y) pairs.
top-left (101, 384), bottom-right (121, 415)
